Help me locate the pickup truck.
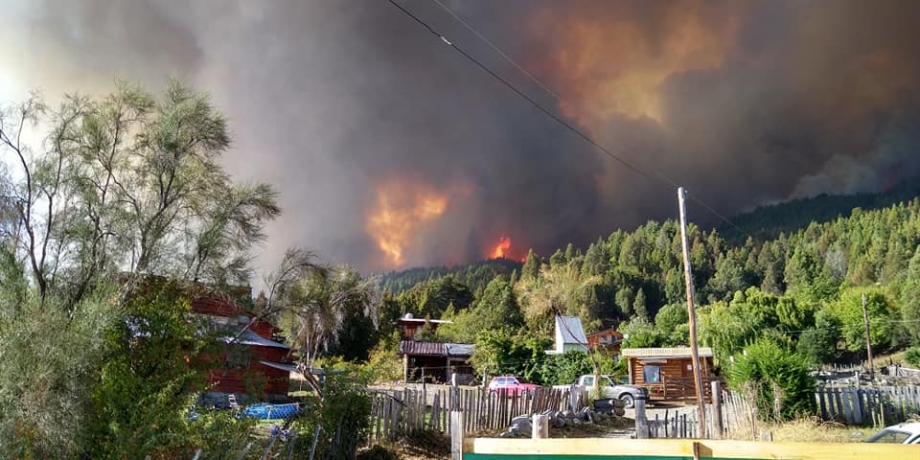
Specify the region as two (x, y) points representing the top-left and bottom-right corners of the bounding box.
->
(554, 374), (648, 408)
(487, 376), (540, 395)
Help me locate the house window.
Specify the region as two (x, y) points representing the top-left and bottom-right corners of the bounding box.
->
(226, 345), (250, 370)
(643, 365), (661, 383)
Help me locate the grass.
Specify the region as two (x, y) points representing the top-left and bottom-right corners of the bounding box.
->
(724, 417), (879, 443)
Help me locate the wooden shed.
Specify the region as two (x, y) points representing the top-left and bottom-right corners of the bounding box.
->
(622, 347), (717, 400)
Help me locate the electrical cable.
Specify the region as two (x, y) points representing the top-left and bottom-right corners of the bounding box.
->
(389, 0), (751, 238)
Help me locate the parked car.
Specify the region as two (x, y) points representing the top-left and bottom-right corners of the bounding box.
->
(865, 422), (920, 444)
(488, 376), (540, 395)
(553, 374), (648, 408)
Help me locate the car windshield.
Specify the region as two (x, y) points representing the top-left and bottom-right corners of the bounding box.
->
(866, 429), (912, 444)
(601, 376), (615, 386)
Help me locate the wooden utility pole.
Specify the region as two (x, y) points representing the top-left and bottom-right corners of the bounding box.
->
(678, 187), (707, 439)
(862, 293), (874, 382)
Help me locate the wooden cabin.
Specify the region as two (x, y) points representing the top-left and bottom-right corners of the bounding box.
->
(191, 292), (295, 403)
(399, 341), (474, 384)
(622, 347), (716, 400)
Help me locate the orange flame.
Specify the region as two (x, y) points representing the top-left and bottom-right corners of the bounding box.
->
(490, 237), (512, 259)
(366, 179), (448, 268)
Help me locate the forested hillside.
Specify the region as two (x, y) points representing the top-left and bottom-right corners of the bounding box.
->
(719, 182), (920, 243)
(382, 194), (920, 377)
(378, 258), (522, 294)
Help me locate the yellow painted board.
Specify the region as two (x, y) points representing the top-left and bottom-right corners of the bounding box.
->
(464, 438), (920, 460)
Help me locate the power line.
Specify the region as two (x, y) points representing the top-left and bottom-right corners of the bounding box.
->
(386, 0), (754, 238)
(385, 0), (670, 190)
(430, 0), (561, 101)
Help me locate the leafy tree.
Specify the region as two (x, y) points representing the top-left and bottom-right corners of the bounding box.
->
(654, 303), (689, 346)
(0, 82), (280, 308)
(827, 287), (895, 351)
(86, 279), (233, 460)
(905, 347), (920, 367)
(633, 288), (648, 321)
(620, 319), (665, 348)
(729, 339), (816, 421)
(280, 264), (380, 366)
(471, 328), (551, 385)
(539, 351), (594, 386)
(0, 291), (115, 458)
(901, 246), (920, 344)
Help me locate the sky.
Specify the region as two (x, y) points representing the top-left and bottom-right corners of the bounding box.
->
(3, 0), (920, 275)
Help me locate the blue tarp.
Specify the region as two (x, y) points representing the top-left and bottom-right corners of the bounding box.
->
(241, 403), (301, 420)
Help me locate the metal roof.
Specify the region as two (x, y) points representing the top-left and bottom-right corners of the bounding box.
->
(621, 347), (713, 358)
(399, 341), (474, 357)
(259, 360), (299, 373)
(556, 316), (588, 345)
(223, 328), (291, 349)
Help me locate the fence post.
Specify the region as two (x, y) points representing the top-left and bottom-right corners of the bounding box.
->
(451, 411), (464, 460)
(635, 396), (649, 439)
(711, 381), (722, 439)
(532, 414), (549, 439)
(450, 375), (463, 460)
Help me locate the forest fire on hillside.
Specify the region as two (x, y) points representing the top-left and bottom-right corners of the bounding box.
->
(490, 237), (512, 259)
(366, 179), (448, 268)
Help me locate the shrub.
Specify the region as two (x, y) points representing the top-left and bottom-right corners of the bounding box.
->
(729, 338), (816, 421)
(291, 374), (372, 460)
(905, 347), (920, 367)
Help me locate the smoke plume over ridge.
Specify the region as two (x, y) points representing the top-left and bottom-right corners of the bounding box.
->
(4, 0), (920, 272)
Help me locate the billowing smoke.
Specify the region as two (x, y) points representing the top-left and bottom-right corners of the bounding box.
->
(4, 0), (920, 273)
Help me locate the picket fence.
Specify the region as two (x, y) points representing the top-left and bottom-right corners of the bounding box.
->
(368, 386), (581, 440)
(814, 386), (920, 426)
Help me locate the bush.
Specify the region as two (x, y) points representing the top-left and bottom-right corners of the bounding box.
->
(729, 339), (816, 421)
(290, 374), (372, 460)
(539, 351), (594, 386)
(905, 347), (920, 367)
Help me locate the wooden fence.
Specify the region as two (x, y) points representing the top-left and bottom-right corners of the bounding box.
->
(814, 386), (920, 426)
(369, 386), (581, 440)
(659, 376), (717, 400)
(647, 409), (702, 439)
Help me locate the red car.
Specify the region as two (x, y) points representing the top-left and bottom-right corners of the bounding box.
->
(488, 376), (540, 395)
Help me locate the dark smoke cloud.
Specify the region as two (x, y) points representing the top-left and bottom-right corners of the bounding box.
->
(4, 0), (920, 274)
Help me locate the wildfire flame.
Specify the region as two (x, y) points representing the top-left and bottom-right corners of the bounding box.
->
(366, 179), (448, 268)
(490, 236), (512, 259)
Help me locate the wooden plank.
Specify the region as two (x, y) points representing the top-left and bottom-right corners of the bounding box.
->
(464, 438), (920, 459)
(816, 390), (827, 420)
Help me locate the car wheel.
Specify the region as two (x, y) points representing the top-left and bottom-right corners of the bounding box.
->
(620, 393), (635, 409)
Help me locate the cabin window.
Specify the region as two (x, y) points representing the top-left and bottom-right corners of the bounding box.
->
(643, 365), (661, 383)
(226, 344), (250, 370)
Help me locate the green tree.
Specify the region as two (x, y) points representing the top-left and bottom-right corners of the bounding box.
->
(633, 288), (648, 321)
(0, 82), (280, 307)
(827, 287), (895, 351)
(901, 246), (920, 344)
(729, 339), (816, 421)
(280, 263), (380, 366)
(654, 303), (689, 346)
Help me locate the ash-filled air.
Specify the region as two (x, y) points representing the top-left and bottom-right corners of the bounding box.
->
(3, 0), (920, 272)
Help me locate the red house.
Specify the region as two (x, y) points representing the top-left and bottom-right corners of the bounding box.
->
(395, 313), (452, 340)
(191, 290), (295, 403)
(587, 329), (624, 355)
